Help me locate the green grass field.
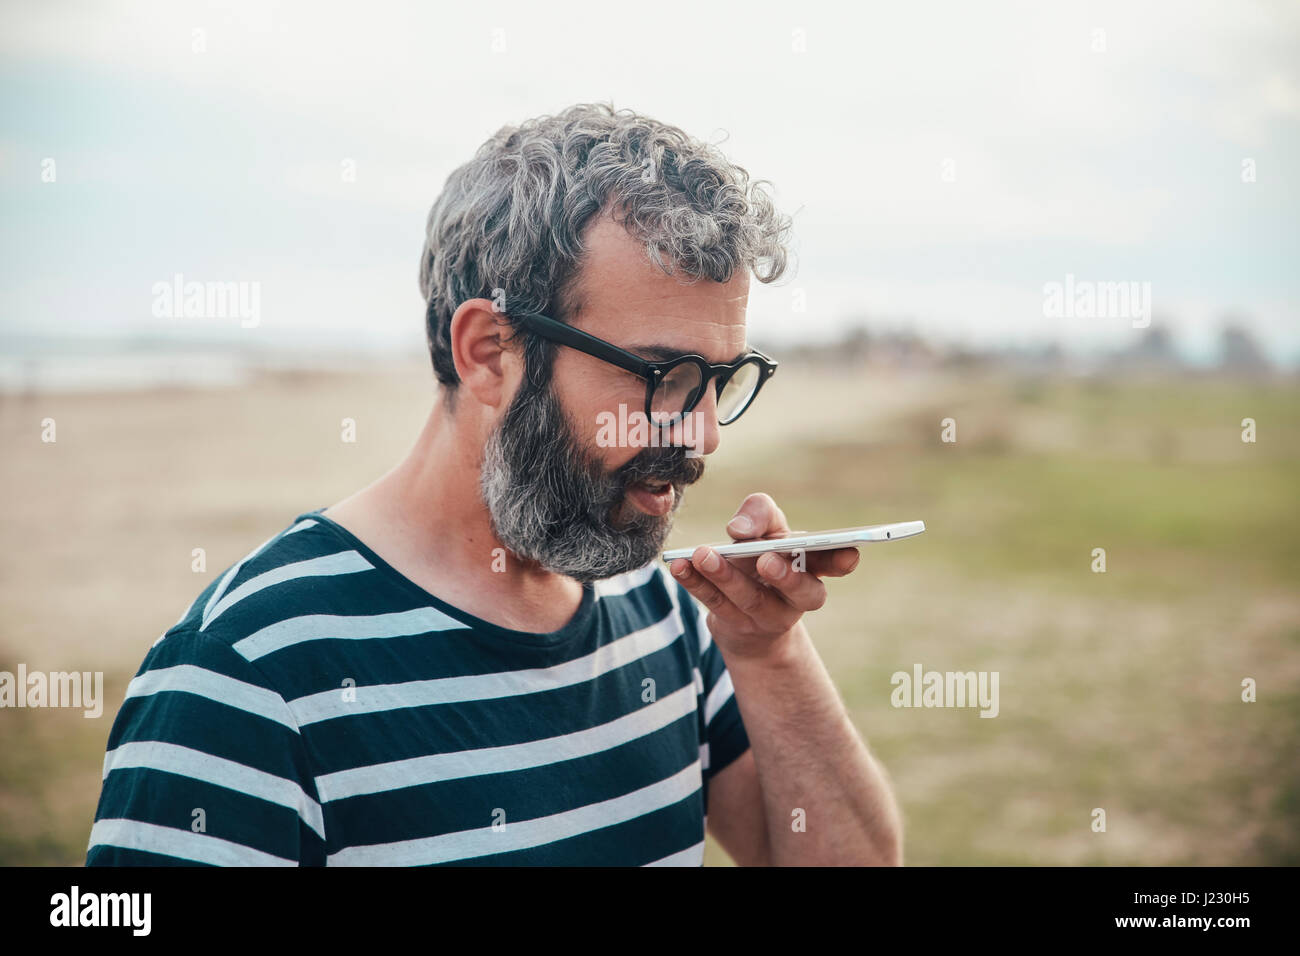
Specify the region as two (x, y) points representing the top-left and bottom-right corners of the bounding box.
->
(2, 365), (1296, 865)
(682, 368), (1300, 865)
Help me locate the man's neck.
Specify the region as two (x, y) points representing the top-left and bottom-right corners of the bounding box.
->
(321, 395), (586, 634)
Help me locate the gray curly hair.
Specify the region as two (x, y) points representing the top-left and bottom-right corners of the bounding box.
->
(417, 102), (794, 393)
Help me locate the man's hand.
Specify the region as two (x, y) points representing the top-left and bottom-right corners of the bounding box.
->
(668, 492), (861, 664)
(670, 493), (904, 865)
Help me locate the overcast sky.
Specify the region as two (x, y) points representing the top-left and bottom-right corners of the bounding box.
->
(2, 0), (1297, 363)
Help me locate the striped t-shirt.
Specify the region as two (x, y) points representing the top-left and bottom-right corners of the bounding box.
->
(86, 509), (750, 866)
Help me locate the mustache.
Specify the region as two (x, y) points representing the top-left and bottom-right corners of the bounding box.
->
(615, 443), (705, 487)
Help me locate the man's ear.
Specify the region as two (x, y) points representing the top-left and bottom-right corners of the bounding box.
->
(449, 299), (524, 409)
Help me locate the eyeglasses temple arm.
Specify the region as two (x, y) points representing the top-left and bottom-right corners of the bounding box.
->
(516, 313), (654, 379)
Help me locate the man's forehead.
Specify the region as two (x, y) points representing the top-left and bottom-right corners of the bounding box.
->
(575, 214), (749, 303)
(575, 295), (750, 365)
(568, 217), (750, 361)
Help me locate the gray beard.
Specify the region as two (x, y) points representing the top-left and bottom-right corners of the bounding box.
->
(479, 377), (704, 583)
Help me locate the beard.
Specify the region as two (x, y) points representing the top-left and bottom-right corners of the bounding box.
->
(479, 376), (705, 583)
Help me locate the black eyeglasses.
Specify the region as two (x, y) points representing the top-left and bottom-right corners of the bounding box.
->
(512, 311), (778, 427)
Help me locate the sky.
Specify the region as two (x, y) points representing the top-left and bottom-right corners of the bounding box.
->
(2, 0), (1298, 365)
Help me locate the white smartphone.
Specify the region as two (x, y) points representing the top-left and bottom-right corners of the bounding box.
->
(661, 521), (925, 563)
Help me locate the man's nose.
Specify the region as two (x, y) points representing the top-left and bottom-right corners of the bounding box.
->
(667, 385), (721, 458)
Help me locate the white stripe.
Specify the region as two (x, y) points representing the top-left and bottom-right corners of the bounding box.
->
(326, 759), (702, 866)
(315, 683), (698, 803)
(704, 668), (735, 726)
(103, 741), (325, 840)
(233, 607), (467, 661)
(661, 563), (714, 657)
(88, 818), (296, 866)
(200, 518), (317, 628)
(682, 576), (735, 726)
(288, 605), (684, 726)
(202, 533), (279, 627)
(125, 665), (301, 733)
(161, 517), (320, 644)
(644, 841), (705, 866)
(592, 562), (659, 598)
(695, 600), (713, 656)
(658, 563), (692, 640)
(700, 742), (710, 772)
(200, 551), (374, 632)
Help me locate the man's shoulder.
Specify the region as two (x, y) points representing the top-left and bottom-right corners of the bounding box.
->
(165, 510), (376, 652)
(126, 509), (466, 724)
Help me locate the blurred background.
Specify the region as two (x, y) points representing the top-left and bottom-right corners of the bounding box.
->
(1, 0), (1296, 865)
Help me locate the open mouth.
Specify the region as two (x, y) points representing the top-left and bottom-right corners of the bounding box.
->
(626, 478), (676, 516)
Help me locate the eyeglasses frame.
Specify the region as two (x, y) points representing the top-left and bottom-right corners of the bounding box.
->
(511, 311), (778, 427)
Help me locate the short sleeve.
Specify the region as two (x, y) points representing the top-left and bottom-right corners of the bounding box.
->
(86, 628), (326, 866)
(665, 574), (750, 814)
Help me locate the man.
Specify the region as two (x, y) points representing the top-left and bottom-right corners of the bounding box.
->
(86, 102), (902, 866)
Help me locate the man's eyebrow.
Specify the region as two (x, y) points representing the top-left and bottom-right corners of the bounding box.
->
(632, 344), (750, 365)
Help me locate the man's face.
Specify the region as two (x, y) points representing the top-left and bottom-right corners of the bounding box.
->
(480, 215), (751, 582)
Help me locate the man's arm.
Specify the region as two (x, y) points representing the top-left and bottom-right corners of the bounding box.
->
(87, 628), (325, 866)
(706, 749), (768, 865)
(707, 622), (902, 866)
(672, 493), (904, 866)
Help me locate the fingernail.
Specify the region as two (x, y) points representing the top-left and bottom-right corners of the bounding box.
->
(728, 514), (753, 535)
(761, 554), (786, 578)
(700, 549), (721, 573)
(672, 561), (688, 578)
